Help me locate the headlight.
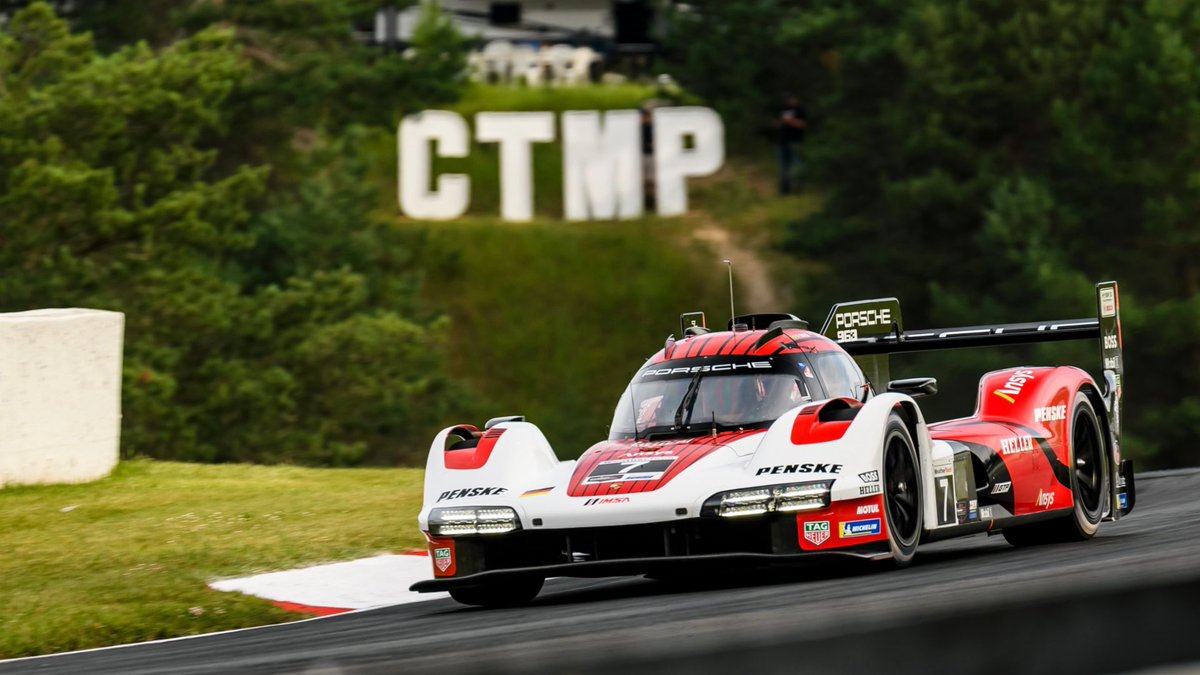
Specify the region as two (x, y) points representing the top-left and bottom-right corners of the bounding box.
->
(703, 480), (832, 518)
(429, 506), (520, 536)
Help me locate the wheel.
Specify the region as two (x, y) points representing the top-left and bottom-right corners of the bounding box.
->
(883, 411), (921, 566)
(448, 576), (543, 608)
(1003, 391), (1108, 546)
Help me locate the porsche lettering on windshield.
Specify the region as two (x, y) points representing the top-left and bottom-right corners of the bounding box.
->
(641, 361), (772, 378)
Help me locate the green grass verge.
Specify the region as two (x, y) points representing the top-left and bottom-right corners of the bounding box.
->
(0, 460), (425, 659)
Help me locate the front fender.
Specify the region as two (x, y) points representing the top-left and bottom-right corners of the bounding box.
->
(749, 393), (929, 503)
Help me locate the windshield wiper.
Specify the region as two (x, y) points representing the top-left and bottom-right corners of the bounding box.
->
(674, 371), (704, 429)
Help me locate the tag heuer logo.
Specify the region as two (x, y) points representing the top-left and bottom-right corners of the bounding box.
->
(434, 547), (453, 572)
(804, 521), (831, 546)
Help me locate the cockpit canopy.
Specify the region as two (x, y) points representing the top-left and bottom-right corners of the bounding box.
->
(609, 351), (868, 440)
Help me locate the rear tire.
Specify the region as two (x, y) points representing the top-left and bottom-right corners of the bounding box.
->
(1003, 391), (1108, 546)
(448, 576), (543, 608)
(883, 412), (921, 566)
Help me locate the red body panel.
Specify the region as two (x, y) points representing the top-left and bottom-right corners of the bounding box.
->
(790, 399), (861, 445)
(444, 427), (505, 470)
(929, 366), (1092, 517)
(796, 494), (889, 551)
(567, 430), (765, 497)
(650, 328), (845, 365)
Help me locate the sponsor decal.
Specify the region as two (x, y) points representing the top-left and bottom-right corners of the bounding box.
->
(1103, 334), (1119, 350)
(756, 463), (843, 476)
(1100, 288), (1117, 317)
(991, 481), (1012, 495)
(979, 506), (994, 520)
(859, 484), (882, 496)
(641, 361), (771, 378)
(1036, 489), (1056, 509)
(438, 487), (508, 501)
(1119, 493), (1128, 509)
(993, 369), (1035, 404)
(584, 459), (676, 484)
(583, 497), (630, 506)
(521, 487), (554, 498)
(1104, 356), (1120, 370)
(835, 308), (892, 329)
(839, 518), (882, 538)
(804, 520), (831, 546)
(1000, 435), (1035, 456)
(858, 470), (880, 483)
(856, 503), (880, 515)
(1034, 405), (1067, 423)
(433, 547), (453, 573)
(933, 463), (954, 478)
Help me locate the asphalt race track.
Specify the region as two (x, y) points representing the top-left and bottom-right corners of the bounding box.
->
(6, 469), (1200, 675)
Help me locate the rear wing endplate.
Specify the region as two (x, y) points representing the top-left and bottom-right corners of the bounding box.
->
(821, 282), (1123, 437)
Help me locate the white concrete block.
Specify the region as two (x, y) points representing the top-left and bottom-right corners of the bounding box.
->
(0, 308), (125, 488)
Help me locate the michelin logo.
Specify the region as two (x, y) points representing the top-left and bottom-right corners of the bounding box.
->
(840, 518), (882, 538)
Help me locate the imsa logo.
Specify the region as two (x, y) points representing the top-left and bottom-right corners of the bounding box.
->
(804, 520), (831, 546)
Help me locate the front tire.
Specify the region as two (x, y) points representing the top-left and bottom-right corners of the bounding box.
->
(448, 576), (543, 608)
(883, 412), (921, 566)
(1003, 391), (1108, 546)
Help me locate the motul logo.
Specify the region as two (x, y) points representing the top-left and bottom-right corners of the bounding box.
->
(856, 504), (880, 515)
(993, 369), (1035, 403)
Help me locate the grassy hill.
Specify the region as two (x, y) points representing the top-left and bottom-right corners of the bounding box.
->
(362, 85), (818, 458)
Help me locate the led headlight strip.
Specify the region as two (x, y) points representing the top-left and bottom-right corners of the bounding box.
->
(703, 480), (833, 518)
(428, 506), (520, 536)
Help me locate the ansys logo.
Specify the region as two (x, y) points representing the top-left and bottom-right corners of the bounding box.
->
(993, 369), (1035, 403)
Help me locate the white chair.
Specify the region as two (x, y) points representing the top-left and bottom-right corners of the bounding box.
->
(509, 45), (539, 86)
(565, 46), (599, 86)
(480, 40), (514, 83)
(542, 44), (576, 85)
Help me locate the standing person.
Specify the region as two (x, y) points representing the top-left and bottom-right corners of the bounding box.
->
(641, 103), (656, 211)
(776, 94), (807, 195)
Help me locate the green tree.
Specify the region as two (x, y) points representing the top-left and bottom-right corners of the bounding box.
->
(665, 0), (1200, 467)
(0, 3), (455, 465)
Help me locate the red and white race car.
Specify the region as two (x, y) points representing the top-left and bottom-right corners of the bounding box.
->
(412, 282), (1134, 607)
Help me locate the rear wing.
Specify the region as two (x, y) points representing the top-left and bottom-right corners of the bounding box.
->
(821, 281), (1123, 437)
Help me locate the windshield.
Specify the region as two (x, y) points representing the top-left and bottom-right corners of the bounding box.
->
(609, 358), (816, 440)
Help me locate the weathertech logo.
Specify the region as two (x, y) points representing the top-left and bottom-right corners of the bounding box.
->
(433, 547), (453, 573)
(804, 521), (831, 546)
(993, 369), (1035, 403)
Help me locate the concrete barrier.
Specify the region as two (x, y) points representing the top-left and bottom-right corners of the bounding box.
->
(0, 308), (124, 488)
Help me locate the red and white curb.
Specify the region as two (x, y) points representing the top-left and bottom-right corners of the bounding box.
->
(209, 552), (446, 615)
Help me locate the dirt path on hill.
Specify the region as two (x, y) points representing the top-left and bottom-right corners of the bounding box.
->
(691, 223), (787, 315)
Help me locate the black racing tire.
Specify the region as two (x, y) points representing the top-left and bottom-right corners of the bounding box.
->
(448, 576), (544, 608)
(883, 411), (922, 566)
(1003, 391), (1108, 547)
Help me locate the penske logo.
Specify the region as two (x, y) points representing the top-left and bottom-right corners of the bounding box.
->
(993, 369), (1035, 403)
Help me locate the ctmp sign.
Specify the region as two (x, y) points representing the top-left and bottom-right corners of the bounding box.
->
(398, 107), (724, 221)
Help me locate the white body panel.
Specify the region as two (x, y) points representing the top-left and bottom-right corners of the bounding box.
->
(418, 394), (936, 537)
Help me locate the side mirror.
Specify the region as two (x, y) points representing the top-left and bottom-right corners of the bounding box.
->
(888, 377), (938, 398)
(484, 415), (525, 430)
